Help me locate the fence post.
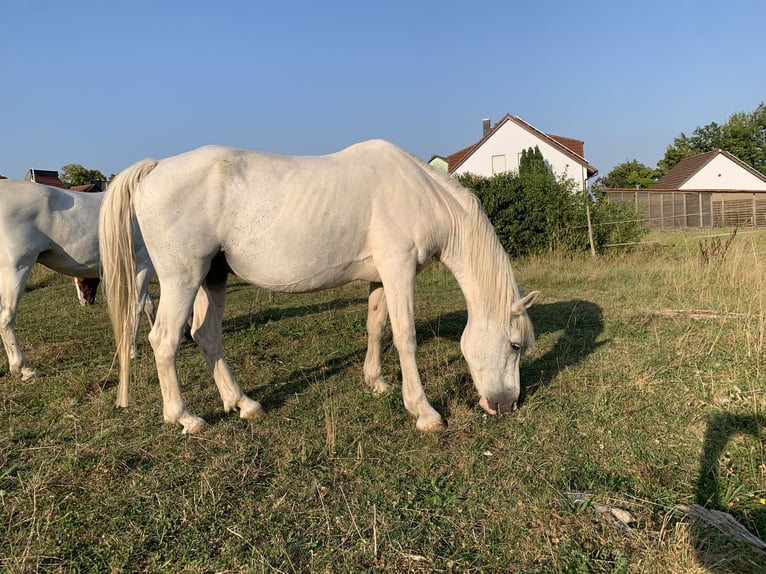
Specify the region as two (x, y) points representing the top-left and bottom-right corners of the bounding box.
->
(586, 203), (596, 258)
(753, 195), (757, 227)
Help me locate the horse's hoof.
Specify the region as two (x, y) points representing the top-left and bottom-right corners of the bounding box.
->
(21, 367), (38, 381)
(180, 415), (207, 435)
(238, 397), (265, 419)
(371, 379), (391, 394)
(416, 417), (447, 432)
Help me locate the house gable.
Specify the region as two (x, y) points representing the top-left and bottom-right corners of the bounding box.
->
(436, 114), (597, 190)
(652, 150), (766, 192)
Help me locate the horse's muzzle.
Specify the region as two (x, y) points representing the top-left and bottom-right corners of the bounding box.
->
(479, 396), (518, 415)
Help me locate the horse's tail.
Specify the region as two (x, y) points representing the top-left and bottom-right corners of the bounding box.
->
(99, 158), (159, 407)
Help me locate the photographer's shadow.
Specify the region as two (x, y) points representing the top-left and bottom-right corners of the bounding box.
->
(690, 412), (766, 571)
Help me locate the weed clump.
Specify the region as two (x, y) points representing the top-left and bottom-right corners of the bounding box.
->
(699, 228), (737, 265)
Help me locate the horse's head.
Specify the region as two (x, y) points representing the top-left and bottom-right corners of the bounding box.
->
(460, 290), (539, 415)
(74, 277), (101, 306)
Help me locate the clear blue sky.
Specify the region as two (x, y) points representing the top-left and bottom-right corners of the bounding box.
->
(2, 0), (764, 181)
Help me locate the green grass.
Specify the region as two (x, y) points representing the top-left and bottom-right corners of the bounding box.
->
(2, 228), (766, 572)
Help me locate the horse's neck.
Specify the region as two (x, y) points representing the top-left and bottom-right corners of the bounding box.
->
(438, 209), (517, 331)
(440, 246), (494, 325)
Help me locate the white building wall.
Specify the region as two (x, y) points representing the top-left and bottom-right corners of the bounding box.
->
(453, 120), (587, 189)
(682, 155), (766, 190)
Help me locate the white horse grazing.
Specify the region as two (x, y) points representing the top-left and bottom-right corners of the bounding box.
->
(0, 179), (155, 380)
(99, 140), (539, 434)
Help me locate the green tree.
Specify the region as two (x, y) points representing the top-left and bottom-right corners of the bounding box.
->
(659, 102), (766, 175)
(60, 164), (106, 188)
(657, 126), (722, 174)
(595, 160), (659, 189)
(722, 104), (766, 174)
(515, 146), (571, 253)
(689, 121), (725, 151)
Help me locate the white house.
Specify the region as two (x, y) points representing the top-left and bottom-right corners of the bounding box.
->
(430, 114), (598, 191)
(652, 149), (766, 192)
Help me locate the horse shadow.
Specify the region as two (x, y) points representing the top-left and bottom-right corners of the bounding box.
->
(522, 299), (606, 402)
(212, 297), (368, 414)
(23, 265), (60, 293)
(690, 412), (766, 570)
(215, 294), (604, 415)
(417, 299), (606, 405)
(220, 296), (366, 335)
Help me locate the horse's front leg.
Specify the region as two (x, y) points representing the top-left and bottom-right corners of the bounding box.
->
(0, 265), (37, 380)
(191, 282), (264, 420)
(378, 261), (445, 431)
(363, 282), (391, 393)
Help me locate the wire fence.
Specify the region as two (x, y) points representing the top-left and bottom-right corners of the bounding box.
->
(600, 229), (765, 250)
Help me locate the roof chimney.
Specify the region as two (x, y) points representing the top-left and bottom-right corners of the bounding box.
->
(482, 118), (491, 136)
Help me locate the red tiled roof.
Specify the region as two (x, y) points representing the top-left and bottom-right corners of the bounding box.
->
(70, 183), (102, 192)
(35, 177), (67, 188)
(446, 144), (479, 173)
(548, 134), (585, 158)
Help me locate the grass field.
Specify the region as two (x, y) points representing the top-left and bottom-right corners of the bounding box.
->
(2, 228), (766, 572)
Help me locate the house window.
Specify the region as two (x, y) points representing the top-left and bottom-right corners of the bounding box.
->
(492, 154), (506, 174)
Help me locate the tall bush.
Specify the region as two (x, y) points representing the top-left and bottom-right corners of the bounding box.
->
(457, 146), (646, 256)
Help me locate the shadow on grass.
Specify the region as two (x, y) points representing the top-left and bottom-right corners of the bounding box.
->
(421, 299), (606, 405)
(690, 412), (766, 571)
(215, 296), (604, 418)
(215, 297), (368, 413)
(522, 299), (606, 402)
(182, 295), (366, 413)
(220, 296), (366, 335)
(24, 266), (60, 292)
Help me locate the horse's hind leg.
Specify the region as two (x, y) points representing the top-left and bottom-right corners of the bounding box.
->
(0, 264), (36, 380)
(136, 250), (156, 326)
(130, 262), (155, 358)
(147, 282), (205, 434)
(191, 276), (264, 420)
(364, 282), (391, 393)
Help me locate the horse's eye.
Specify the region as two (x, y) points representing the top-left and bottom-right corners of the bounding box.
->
(511, 342), (521, 352)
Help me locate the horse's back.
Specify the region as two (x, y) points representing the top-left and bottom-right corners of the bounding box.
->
(0, 180), (102, 274)
(0, 181), (59, 246)
(0, 179), (101, 222)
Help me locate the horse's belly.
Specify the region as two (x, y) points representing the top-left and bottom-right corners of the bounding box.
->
(228, 254), (380, 293)
(37, 250), (100, 277)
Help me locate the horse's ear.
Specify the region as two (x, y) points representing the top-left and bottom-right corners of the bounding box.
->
(512, 290), (540, 313)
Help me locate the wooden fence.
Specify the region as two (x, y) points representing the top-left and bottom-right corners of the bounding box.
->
(606, 190), (766, 229)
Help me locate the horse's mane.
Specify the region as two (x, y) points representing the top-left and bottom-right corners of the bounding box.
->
(413, 154), (535, 348)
